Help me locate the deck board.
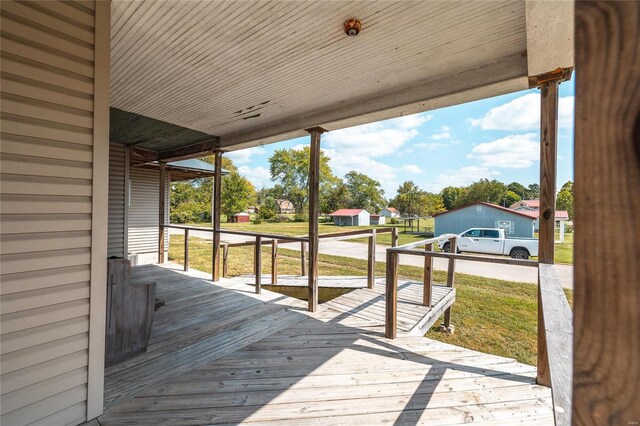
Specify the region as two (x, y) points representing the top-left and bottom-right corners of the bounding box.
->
(99, 264), (552, 425)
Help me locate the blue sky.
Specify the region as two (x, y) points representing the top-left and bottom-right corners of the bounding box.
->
(227, 79), (575, 198)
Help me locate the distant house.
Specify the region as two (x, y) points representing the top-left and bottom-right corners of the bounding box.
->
(512, 206), (569, 242)
(329, 209), (370, 226)
(228, 212), (250, 223)
(434, 202), (535, 238)
(510, 199), (540, 209)
(276, 199), (295, 214)
(370, 214), (386, 225)
(380, 207), (400, 218)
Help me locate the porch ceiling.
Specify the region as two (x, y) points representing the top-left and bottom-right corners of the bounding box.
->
(110, 0), (573, 153)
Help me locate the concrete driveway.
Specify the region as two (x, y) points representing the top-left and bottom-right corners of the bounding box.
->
(169, 227), (573, 289)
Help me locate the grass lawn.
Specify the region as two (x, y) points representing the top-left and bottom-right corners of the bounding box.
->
(169, 234), (573, 366)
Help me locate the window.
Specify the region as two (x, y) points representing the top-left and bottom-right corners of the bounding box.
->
(494, 220), (514, 235)
(482, 229), (500, 238)
(463, 229), (482, 237)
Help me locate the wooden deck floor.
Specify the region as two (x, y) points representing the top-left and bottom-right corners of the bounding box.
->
(99, 264), (553, 425)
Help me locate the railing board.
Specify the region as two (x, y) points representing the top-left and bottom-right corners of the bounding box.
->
(538, 264), (572, 426)
(388, 248), (538, 267)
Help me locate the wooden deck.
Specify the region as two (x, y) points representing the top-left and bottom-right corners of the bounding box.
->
(99, 264), (553, 425)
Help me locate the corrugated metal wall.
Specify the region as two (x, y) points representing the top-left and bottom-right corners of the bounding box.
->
(108, 143), (126, 257)
(128, 167), (168, 263)
(0, 1), (99, 424)
(434, 204), (535, 238)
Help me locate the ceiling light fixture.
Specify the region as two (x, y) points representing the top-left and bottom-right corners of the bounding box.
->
(344, 19), (361, 36)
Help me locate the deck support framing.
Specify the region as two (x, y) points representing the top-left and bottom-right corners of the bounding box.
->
(306, 127), (326, 312)
(212, 151), (223, 281)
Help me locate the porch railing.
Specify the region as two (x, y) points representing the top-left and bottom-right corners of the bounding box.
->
(160, 224), (397, 294)
(384, 237), (573, 426)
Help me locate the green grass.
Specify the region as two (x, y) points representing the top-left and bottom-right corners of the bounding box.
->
(169, 234), (573, 366)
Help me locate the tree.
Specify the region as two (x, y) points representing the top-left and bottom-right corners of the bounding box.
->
(221, 172), (256, 219)
(525, 183), (540, 199)
(440, 186), (466, 210)
(457, 179), (507, 206)
(425, 193), (446, 216)
(268, 147), (336, 214)
(556, 180), (574, 219)
(507, 182), (528, 199)
(344, 171), (386, 212)
(391, 181), (428, 216)
(498, 190), (521, 207)
(320, 181), (350, 214)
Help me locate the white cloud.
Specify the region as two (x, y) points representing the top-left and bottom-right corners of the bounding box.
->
(237, 165), (271, 189)
(427, 166), (501, 192)
(469, 93), (574, 131)
(467, 133), (539, 168)
(429, 125), (451, 140)
(226, 146), (266, 164)
(402, 165), (422, 174)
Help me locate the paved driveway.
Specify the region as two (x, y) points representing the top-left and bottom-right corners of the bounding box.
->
(169, 227), (573, 289)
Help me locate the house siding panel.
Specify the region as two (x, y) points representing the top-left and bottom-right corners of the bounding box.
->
(0, 1), (105, 424)
(127, 167), (169, 264)
(108, 143), (126, 257)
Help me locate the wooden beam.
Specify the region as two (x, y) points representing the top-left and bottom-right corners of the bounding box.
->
(158, 163), (166, 264)
(300, 242), (307, 276)
(183, 229), (189, 271)
(367, 229), (376, 289)
(271, 239), (278, 285)
(157, 137), (220, 162)
(222, 243), (229, 278)
(574, 2), (640, 424)
(306, 127), (325, 312)
(423, 243), (433, 306)
(211, 151), (222, 281)
(537, 78), (559, 387)
(443, 237), (456, 328)
(129, 146), (158, 166)
(385, 250), (399, 339)
(255, 237), (261, 294)
(391, 227), (399, 247)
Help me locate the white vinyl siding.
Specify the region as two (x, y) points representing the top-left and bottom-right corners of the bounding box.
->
(128, 167), (168, 263)
(108, 143), (126, 257)
(0, 1), (103, 425)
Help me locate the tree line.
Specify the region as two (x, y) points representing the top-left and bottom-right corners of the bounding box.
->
(170, 147), (574, 223)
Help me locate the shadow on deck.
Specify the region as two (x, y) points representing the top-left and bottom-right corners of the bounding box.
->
(99, 264), (552, 425)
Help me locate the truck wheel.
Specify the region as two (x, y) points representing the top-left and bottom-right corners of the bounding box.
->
(511, 248), (529, 260)
(442, 242), (451, 253)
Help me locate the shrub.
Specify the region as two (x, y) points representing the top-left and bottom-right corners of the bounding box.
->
(293, 213), (306, 222)
(389, 217), (399, 224)
(252, 217), (263, 224)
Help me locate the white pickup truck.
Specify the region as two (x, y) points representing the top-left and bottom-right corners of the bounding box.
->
(438, 228), (539, 259)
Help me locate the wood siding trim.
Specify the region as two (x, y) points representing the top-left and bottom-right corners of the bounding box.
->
(87, 0), (109, 419)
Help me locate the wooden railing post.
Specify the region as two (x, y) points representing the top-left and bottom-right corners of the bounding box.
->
(300, 241), (307, 276)
(222, 243), (228, 278)
(443, 236), (456, 329)
(391, 227), (399, 247)
(271, 239), (278, 285)
(423, 242), (433, 306)
(385, 250), (399, 339)
(158, 162), (166, 264)
(212, 151), (222, 281)
(183, 229), (189, 271)
(254, 236), (261, 294)
(537, 78), (559, 387)
(307, 127), (325, 313)
(367, 229), (376, 288)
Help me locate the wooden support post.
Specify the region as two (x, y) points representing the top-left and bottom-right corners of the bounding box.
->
(385, 250), (399, 339)
(306, 127), (325, 312)
(254, 237), (261, 294)
(158, 162), (166, 264)
(300, 242), (307, 276)
(212, 151), (222, 281)
(183, 229), (189, 271)
(367, 229), (376, 288)
(536, 78), (559, 387)
(423, 243), (433, 306)
(443, 237), (456, 327)
(271, 239), (278, 285)
(574, 3), (640, 423)
(222, 243), (229, 278)
(391, 227), (399, 247)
